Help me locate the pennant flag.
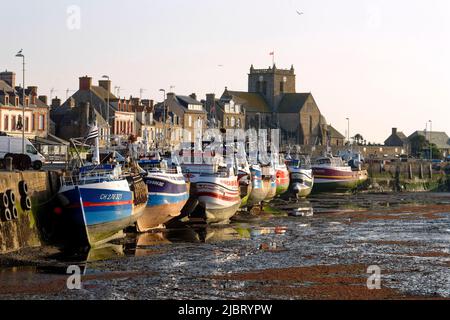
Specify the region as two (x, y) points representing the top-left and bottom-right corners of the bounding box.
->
(269, 51), (274, 56)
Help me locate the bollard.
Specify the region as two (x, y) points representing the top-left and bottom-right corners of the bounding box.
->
(419, 164), (424, 179)
(429, 164), (433, 179)
(408, 164), (413, 180)
(5, 157), (13, 172)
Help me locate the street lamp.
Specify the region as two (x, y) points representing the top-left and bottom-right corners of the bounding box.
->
(429, 120), (433, 161)
(159, 89), (166, 151)
(102, 75), (110, 148)
(15, 49), (25, 154)
(346, 117), (350, 146)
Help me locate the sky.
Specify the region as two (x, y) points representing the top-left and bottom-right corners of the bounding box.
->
(1, 0), (450, 143)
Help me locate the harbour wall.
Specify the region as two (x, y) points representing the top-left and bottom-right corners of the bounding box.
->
(0, 171), (60, 254)
(363, 162), (449, 192)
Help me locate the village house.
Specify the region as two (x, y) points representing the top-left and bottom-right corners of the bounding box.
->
(154, 93), (207, 144)
(51, 76), (137, 146)
(408, 130), (450, 158)
(203, 93), (245, 130)
(0, 71), (49, 139)
(384, 128), (409, 148)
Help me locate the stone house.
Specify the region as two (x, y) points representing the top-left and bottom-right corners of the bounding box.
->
(0, 71), (49, 139)
(203, 93), (245, 130)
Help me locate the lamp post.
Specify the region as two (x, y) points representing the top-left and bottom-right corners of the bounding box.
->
(429, 120), (432, 161)
(159, 89), (166, 152)
(15, 50), (25, 154)
(102, 75), (110, 148)
(346, 117), (350, 146)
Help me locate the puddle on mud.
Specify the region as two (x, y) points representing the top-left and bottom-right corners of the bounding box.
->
(1, 192), (450, 299)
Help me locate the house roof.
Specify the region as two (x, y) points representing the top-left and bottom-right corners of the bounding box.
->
(328, 125), (345, 139)
(91, 86), (118, 101)
(224, 91), (270, 113)
(278, 93), (311, 113)
(0, 80), (15, 93)
(177, 95), (202, 105)
(409, 131), (450, 149)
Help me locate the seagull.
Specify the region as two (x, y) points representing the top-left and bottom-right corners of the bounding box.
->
(296, 11), (304, 15)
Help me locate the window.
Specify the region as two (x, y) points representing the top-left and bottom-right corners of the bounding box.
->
(226, 117), (230, 127)
(38, 115), (45, 130)
(280, 82), (284, 93)
(188, 115), (192, 127)
(32, 114), (35, 131)
(231, 117), (235, 127)
(26, 144), (38, 155)
(11, 116), (16, 130)
(4, 115), (8, 131)
(309, 116), (313, 134)
(15, 97), (19, 106)
(25, 117), (29, 132)
(237, 118), (241, 128)
(5, 96), (9, 105)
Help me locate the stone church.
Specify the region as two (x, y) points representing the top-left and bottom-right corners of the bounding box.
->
(220, 64), (344, 146)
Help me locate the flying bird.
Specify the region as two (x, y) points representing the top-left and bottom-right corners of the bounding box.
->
(296, 11), (304, 15)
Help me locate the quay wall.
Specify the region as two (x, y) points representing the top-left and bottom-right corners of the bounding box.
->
(0, 171), (60, 254)
(363, 162), (448, 192)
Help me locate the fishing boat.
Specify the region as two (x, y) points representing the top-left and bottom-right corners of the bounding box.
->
(180, 147), (241, 224)
(262, 164), (277, 203)
(285, 155), (314, 198)
(237, 162), (252, 208)
(275, 154), (290, 196)
(246, 164), (268, 208)
(311, 154), (368, 193)
(57, 125), (147, 247)
(136, 157), (189, 232)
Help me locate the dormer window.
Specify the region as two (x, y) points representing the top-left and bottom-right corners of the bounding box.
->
(15, 97), (19, 106)
(188, 104), (202, 111)
(25, 97), (29, 107)
(5, 96), (9, 105)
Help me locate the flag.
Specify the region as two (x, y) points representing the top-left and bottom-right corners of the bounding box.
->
(86, 125), (99, 140)
(269, 51), (274, 56)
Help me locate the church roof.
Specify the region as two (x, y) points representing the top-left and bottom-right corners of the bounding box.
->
(224, 91), (270, 113)
(278, 93), (311, 113)
(328, 125), (345, 139)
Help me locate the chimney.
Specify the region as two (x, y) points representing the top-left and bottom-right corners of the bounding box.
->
(98, 80), (111, 93)
(189, 93), (197, 101)
(79, 76), (92, 91)
(38, 95), (48, 105)
(392, 128), (397, 135)
(206, 93), (215, 113)
(51, 97), (61, 108)
(27, 86), (38, 95)
(0, 71), (16, 88)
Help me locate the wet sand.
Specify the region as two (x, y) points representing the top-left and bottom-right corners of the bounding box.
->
(0, 192), (449, 300)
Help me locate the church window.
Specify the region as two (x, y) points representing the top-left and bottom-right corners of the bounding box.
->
(280, 82), (284, 93)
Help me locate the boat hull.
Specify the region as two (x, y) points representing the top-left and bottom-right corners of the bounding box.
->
(312, 167), (368, 193)
(263, 178), (277, 202)
(287, 168), (313, 198)
(238, 171), (252, 208)
(187, 175), (241, 224)
(58, 180), (141, 247)
(246, 167), (268, 208)
(275, 167), (290, 196)
(137, 173), (189, 232)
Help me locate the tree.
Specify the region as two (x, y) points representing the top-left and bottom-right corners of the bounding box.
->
(409, 135), (428, 158)
(353, 134), (364, 146)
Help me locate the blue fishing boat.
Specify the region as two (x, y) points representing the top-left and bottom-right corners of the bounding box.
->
(136, 158), (189, 232)
(57, 124), (147, 247)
